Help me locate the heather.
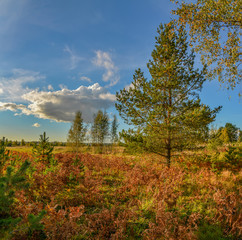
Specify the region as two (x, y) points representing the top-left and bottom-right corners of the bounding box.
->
(0, 146), (241, 239)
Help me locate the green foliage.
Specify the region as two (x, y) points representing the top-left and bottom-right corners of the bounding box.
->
(0, 161), (30, 237)
(219, 127), (230, 144)
(32, 132), (54, 163)
(224, 123), (239, 142)
(196, 222), (233, 240)
(206, 145), (242, 173)
(119, 129), (145, 154)
(67, 111), (87, 153)
(116, 22), (221, 167)
(91, 110), (109, 148)
(27, 210), (46, 238)
(223, 145), (242, 169)
(172, 0), (241, 90)
(208, 123), (241, 149)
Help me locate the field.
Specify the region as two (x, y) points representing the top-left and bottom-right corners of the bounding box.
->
(1, 146), (241, 240)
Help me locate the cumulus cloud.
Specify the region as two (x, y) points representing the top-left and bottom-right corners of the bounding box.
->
(0, 83), (115, 123)
(64, 45), (83, 70)
(0, 68), (116, 123)
(93, 50), (120, 86)
(32, 123), (40, 128)
(0, 102), (26, 111)
(0, 68), (45, 101)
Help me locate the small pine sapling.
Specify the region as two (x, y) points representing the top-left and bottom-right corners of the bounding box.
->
(0, 160), (30, 238)
(32, 132), (54, 163)
(27, 210), (47, 239)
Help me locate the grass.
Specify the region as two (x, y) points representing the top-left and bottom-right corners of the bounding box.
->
(1, 144), (241, 239)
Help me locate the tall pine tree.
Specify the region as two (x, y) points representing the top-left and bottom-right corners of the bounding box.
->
(91, 110), (109, 146)
(116, 22), (221, 167)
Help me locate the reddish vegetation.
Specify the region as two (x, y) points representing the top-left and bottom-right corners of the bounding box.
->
(3, 152), (242, 239)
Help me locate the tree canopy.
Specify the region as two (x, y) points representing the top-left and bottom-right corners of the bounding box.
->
(116, 23), (221, 167)
(171, 0), (241, 90)
(91, 110), (109, 146)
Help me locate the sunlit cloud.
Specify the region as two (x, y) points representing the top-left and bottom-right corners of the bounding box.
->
(22, 83), (115, 122)
(0, 83), (116, 123)
(0, 102), (26, 112)
(0, 68), (45, 102)
(80, 76), (92, 83)
(93, 50), (120, 86)
(0, 65), (117, 123)
(32, 123), (40, 128)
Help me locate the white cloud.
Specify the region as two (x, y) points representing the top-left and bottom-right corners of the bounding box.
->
(48, 85), (53, 90)
(0, 68), (45, 101)
(64, 45), (83, 70)
(0, 68), (116, 123)
(32, 123), (40, 128)
(0, 102), (26, 112)
(80, 76), (92, 83)
(93, 50), (120, 86)
(4, 83), (115, 123)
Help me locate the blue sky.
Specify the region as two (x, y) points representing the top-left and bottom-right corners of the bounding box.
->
(0, 0), (241, 141)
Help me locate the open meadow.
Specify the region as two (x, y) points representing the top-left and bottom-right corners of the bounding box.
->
(1, 144), (241, 240)
(0, 0), (241, 239)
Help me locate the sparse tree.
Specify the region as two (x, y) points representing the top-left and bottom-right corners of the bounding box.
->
(171, 0), (241, 90)
(91, 110), (109, 147)
(67, 111), (87, 152)
(116, 23), (221, 167)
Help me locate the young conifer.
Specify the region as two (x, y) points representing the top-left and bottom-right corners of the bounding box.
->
(32, 132), (54, 163)
(67, 111), (87, 152)
(116, 22), (221, 167)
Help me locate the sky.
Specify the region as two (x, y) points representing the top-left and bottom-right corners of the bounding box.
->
(0, 0), (241, 141)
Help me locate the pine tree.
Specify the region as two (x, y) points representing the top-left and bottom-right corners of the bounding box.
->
(67, 111), (87, 152)
(224, 123), (239, 142)
(32, 132), (54, 163)
(219, 128), (230, 144)
(0, 161), (30, 237)
(116, 22), (221, 167)
(91, 110), (109, 147)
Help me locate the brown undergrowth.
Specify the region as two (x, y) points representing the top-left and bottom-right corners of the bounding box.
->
(1, 151), (241, 239)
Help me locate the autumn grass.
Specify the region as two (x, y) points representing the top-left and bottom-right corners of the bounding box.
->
(1, 147), (241, 239)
